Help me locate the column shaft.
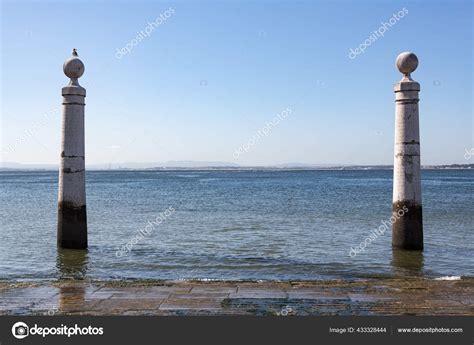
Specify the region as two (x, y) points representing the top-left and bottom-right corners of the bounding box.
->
(392, 81), (423, 250)
(57, 56), (87, 249)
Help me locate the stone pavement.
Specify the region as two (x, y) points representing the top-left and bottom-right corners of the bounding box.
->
(1, 278), (473, 316)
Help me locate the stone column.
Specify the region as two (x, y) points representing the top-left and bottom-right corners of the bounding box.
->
(392, 52), (423, 250)
(57, 49), (87, 249)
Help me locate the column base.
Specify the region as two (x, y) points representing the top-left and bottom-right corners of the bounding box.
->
(57, 202), (88, 249)
(392, 201), (423, 250)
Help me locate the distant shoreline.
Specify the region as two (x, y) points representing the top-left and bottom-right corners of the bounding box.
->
(1, 165), (472, 172)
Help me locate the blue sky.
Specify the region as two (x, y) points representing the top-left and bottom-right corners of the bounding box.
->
(1, 0), (472, 166)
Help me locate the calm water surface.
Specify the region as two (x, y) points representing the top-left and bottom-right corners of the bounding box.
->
(1, 170), (472, 281)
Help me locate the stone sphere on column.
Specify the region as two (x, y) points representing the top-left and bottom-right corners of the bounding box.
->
(63, 49), (85, 80)
(396, 52), (418, 77)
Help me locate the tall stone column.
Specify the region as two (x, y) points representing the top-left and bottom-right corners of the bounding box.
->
(392, 52), (423, 250)
(57, 49), (87, 249)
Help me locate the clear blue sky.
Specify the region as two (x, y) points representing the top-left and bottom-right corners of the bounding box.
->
(1, 0), (472, 166)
